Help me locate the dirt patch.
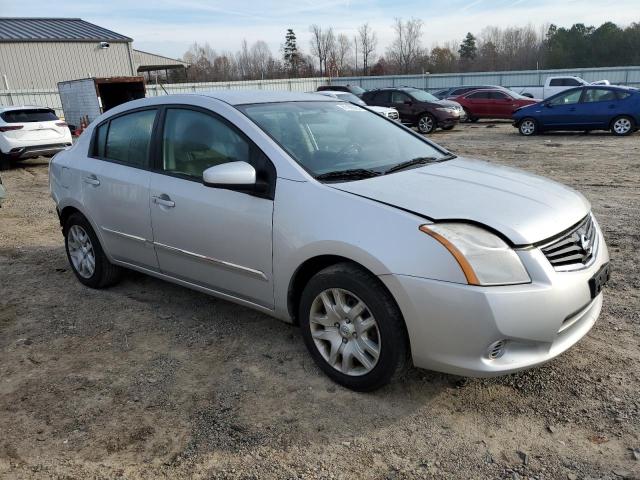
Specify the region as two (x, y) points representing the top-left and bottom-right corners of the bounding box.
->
(0, 124), (639, 479)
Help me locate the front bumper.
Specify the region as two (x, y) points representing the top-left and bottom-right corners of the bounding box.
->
(380, 226), (610, 377)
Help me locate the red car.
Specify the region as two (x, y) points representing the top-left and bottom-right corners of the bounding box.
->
(451, 89), (539, 122)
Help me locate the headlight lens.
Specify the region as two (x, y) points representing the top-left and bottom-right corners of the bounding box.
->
(419, 223), (531, 286)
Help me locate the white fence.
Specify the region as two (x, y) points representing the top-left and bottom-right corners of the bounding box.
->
(2, 65), (639, 119)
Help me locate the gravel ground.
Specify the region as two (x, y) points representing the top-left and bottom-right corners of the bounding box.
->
(0, 122), (639, 479)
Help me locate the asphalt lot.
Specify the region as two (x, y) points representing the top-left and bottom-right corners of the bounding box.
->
(0, 122), (639, 479)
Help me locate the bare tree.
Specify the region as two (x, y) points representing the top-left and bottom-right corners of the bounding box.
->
(250, 40), (272, 79)
(334, 33), (352, 75)
(358, 23), (377, 75)
(387, 18), (424, 74)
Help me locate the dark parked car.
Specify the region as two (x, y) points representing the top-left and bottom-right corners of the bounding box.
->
(513, 85), (640, 136)
(434, 85), (508, 99)
(362, 87), (462, 134)
(317, 84), (367, 98)
(452, 89), (539, 122)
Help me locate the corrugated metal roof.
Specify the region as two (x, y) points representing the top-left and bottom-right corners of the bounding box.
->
(0, 18), (132, 43)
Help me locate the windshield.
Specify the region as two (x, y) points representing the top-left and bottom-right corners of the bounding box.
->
(239, 101), (448, 178)
(334, 92), (366, 105)
(348, 85), (366, 95)
(406, 90), (439, 102)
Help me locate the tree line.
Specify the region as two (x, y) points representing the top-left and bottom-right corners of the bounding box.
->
(179, 19), (640, 83)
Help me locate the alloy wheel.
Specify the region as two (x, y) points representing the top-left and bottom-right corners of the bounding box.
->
(520, 119), (536, 135)
(309, 288), (381, 376)
(67, 225), (96, 278)
(418, 115), (434, 133)
(613, 118), (631, 135)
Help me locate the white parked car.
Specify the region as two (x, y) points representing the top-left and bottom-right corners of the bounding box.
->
(50, 91), (610, 391)
(0, 175), (6, 207)
(313, 91), (400, 121)
(0, 106), (73, 170)
(512, 76), (610, 100)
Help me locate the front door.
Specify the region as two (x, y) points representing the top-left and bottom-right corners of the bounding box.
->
(539, 88), (584, 128)
(83, 108), (159, 270)
(149, 107), (275, 308)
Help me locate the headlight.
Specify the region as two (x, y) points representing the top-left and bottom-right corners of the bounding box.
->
(419, 223), (531, 286)
(435, 107), (455, 113)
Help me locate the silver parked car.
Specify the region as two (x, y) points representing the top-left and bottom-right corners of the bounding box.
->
(50, 91), (610, 391)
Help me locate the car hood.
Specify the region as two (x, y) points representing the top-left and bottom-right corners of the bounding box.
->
(330, 157), (590, 245)
(368, 105), (396, 114)
(434, 99), (461, 108)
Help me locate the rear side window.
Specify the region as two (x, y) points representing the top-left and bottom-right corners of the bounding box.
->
(468, 91), (490, 99)
(616, 91), (632, 100)
(99, 109), (157, 167)
(582, 88), (617, 103)
(373, 91), (390, 103)
(1, 108), (58, 123)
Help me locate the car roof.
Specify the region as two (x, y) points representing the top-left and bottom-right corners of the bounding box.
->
(197, 90), (338, 105)
(0, 105), (54, 113)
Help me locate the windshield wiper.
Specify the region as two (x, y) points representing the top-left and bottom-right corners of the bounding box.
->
(315, 168), (382, 182)
(384, 154), (456, 174)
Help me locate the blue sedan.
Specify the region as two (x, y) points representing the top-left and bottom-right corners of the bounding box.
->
(513, 85), (640, 136)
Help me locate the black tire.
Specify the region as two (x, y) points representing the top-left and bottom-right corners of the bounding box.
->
(463, 108), (477, 123)
(299, 262), (410, 391)
(64, 212), (122, 288)
(518, 117), (538, 136)
(441, 125), (455, 131)
(0, 154), (11, 171)
(610, 115), (634, 136)
(417, 113), (436, 134)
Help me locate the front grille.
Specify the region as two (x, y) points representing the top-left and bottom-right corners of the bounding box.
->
(388, 111), (399, 120)
(541, 215), (597, 269)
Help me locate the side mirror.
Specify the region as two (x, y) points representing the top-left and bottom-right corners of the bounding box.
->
(203, 161), (256, 188)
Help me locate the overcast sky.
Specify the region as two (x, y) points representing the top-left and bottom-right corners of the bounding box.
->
(2, 0), (638, 59)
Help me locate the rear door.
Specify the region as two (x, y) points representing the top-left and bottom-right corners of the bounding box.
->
(83, 108), (159, 270)
(464, 91), (491, 117)
(580, 87), (621, 128)
(148, 106), (275, 308)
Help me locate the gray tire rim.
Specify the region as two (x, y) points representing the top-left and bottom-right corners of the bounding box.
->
(520, 119), (536, 135)
(418, 115), (434, 133)
(613, 118), (631, 135)
(68, 225), (96, 278)
(309, 288), (381, 376)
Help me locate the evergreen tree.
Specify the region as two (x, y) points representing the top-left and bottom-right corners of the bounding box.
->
(283, 29), (300, 76)
(458, 32), (477, 60)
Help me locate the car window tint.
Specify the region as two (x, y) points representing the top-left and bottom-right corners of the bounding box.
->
(104, 109), (156, 167)
(374, 91), (390, 103)
(490, 91), (508, 99)
(564, 78), (582, 86)
(1, 108), (58, 123)
(548, 89), (582, 106)
(390, 92), (410, 104)
(162, 108), (250, 178)
(549, 79), (563, 86)
(582, 88), (617, 103)
(468, 91), (490, 99)
(93, 122), (108, 157)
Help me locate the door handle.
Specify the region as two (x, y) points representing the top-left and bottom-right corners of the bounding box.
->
(83, 175), (100, 186)
(152, 195), (175, 208)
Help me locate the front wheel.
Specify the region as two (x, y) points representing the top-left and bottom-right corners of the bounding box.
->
(463, 108), (477, 123)
(299, 263), (410, 391)
(417, 113), (436, 134)
(64, 213), (122, 288)
(611, 116), (634, 136)
(0, 153), (11, 171)
(519, 118), (538, 136)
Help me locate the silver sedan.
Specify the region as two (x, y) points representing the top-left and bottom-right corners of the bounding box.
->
(49, 91), (610, 391)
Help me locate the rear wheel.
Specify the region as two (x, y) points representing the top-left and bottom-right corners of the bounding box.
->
(64, 213), (122, 288)
(463, 108), (477, 123)
(299, 263), (410, 391)
(417, 113), (436, 134)
(611, 116), (634, 136)
(519, 118), (538, 136)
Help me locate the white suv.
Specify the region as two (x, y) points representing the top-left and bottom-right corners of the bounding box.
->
(0, 106), (72, 170)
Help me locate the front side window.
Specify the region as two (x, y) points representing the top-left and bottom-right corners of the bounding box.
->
(162, 108), (250, 178)
(548, 89), (583, 106)
(582, 88), (617, 103)
(239, 101), (448, 177)
(490, 91), (509, 100)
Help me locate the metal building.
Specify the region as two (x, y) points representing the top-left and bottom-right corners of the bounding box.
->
(0, 17), (188, 90)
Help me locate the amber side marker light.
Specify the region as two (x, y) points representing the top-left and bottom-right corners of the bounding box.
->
(419, 225), (481, 286)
